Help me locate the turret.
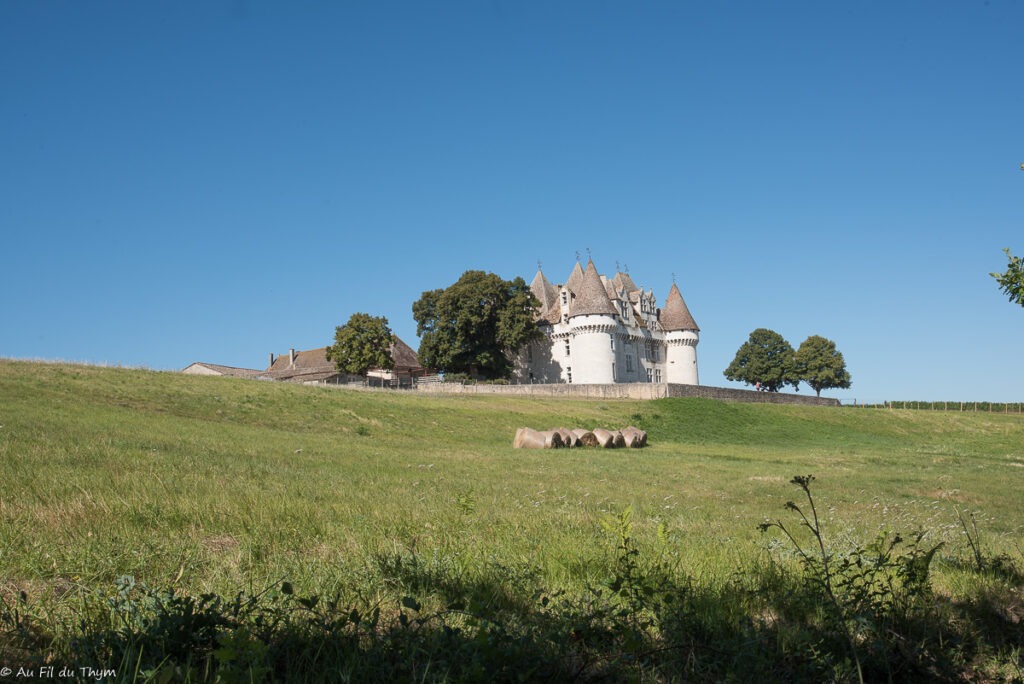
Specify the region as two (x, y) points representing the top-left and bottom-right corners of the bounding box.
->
(660, 283), (700, 385)
(567, 260), (619, 384)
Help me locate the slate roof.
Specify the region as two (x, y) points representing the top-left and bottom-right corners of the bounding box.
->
(565, 261), (585, 295)
(569, 260), (617, 318)
(660, 283), (700, 332)
(530, 270), (557, 310)
(613, 272), (639, 294)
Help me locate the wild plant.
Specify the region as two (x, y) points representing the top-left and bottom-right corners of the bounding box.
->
(759, 475), (944, 684)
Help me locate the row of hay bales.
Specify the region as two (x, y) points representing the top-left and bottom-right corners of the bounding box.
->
(513, 426), (648, 449)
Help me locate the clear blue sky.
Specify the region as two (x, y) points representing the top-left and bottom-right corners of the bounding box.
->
(2, 2), (1022, 403)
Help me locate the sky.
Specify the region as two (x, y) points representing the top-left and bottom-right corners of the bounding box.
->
(2, 1), (1022, 403)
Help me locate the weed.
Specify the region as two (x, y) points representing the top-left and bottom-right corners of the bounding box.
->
(760, 475), (946, 683)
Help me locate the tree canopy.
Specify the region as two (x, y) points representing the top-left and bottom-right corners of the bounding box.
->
(325, 312), (395, 377)
(991, 248), (1024, 308)
(723, 328), (799, 392)
(412, 270), (543, 380)
(794, 335), (852, 397)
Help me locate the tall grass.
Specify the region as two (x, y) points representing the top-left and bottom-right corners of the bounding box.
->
(1, 360), (1022, 680)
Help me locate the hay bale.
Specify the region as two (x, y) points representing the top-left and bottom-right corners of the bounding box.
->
(620, 430), (642, 448)
(543, 430), (565, 448)
(514, 427), (564, 449)
(572, 429), (600, 447)
(610, 430), (626, 448)
(620, 426), (648, 448)
(591, 428), (618, 448)
(554, 427), (579, 447)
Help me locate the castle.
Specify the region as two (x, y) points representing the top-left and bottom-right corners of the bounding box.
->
(513, 259), (699, 385)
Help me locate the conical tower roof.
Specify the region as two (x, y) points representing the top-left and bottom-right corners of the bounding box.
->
(660, 282), (699, 331)
(569, 260), (617, 318)
(565, 261), (585, 295)
(529, 269), (557, 312)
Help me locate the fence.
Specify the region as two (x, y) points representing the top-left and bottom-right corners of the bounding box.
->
(842, 400), (1023, 413)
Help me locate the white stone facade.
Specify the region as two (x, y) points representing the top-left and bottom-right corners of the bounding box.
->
(513, 260), (700, 385)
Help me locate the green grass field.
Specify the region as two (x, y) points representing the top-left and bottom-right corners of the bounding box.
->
(2, 360), (1022, 681)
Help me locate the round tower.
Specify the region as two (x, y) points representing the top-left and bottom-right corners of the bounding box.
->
(661, 282), (700, 385)
(567, 260), (618, 384)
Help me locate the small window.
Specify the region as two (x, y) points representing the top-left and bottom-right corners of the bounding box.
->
(625, 355), (633, 372)
(565, 341), (571, 357)
(647, 368), (653, 382)
(610, 338), (615, 351)
(561, 291), (568, 305)
(567, 367), (572, 384)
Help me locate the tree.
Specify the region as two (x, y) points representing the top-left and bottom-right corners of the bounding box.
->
(413, 270), (543, 380)
(991, 248), (1024, 308)
(325, 312), (395, 377)
(724, 328), (798, 392)
(794, 335), (852, 397)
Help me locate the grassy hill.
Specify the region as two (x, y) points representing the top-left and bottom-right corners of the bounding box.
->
(2, 360), (1022, 681)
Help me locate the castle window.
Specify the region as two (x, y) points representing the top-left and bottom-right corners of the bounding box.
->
(566, 367), (572, 383)
(561, 291), (568, 305)
(655, 369), (662, 383)
(625, 355), (633, 372)
(647, 368), (653, 382)
(564, 341), (571, 357)
(610, 337), (615, 351)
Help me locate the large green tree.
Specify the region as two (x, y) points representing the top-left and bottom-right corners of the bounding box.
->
(794, 335), (852, 397)
(413, 270), (543, 379)
(724, 328), (799, 392)
(991, 248), (1024, 308)
(325, 312), (395, 377)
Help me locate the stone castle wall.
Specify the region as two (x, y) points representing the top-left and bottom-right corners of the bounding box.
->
(414, 381), (839, 406)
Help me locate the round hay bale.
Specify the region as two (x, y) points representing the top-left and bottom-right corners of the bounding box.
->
(572, 429), (600, 447)
(514, 427), (548, 449)
(554, 427), (579, 447)
(610, 430), (626, 448)
(591, 428), (617, 448)
(542, 430), (565, 448)
(620, 426), (648, 448)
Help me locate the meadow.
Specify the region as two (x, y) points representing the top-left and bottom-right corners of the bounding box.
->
(1, 360), (1022, 681)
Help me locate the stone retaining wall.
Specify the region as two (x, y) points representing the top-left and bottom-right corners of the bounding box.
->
(414, 381), (839, 406)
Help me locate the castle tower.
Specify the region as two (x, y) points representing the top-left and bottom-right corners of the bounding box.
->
(661, 282), (700, 385)
(567, 259), (618, 384)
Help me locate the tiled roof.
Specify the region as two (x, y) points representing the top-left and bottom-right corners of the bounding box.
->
(569, 260), (617, 318)
(660, 283), (699, 332)
(540, 300), (563, 325)
(267, 337), (423, 382)
(530, 270), (561, 324)
(390, 336), (423, 370)
(565, 261), (585, 295)
(182, 362), (262, 378)
(613, 272), (639, 294)
(529, 270), (557, 312)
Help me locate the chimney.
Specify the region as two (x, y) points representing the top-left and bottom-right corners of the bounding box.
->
(269, 352), (275, 368)
(289, 348), (295, 368)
